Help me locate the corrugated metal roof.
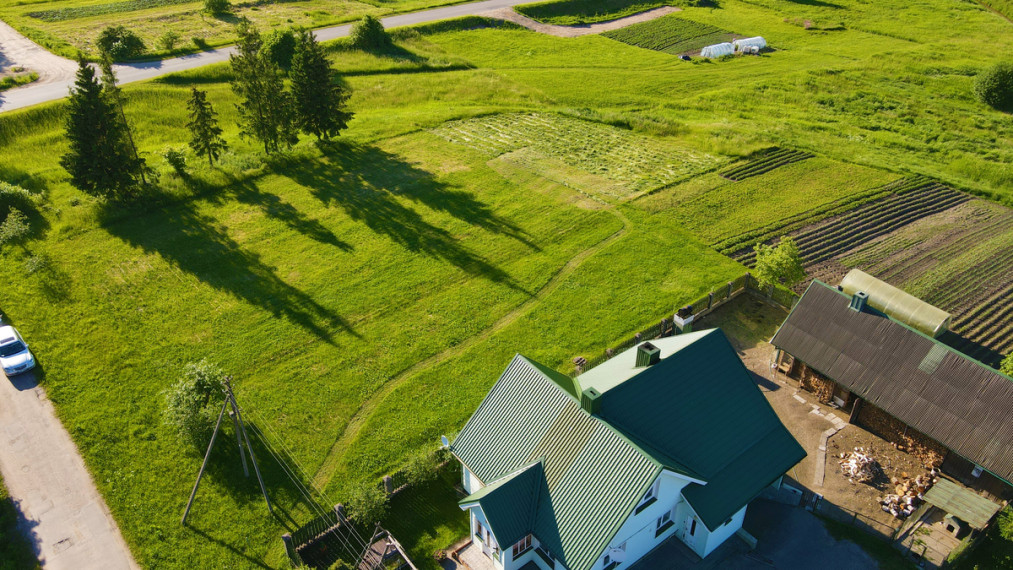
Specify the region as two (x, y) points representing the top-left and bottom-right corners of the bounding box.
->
(460, 462), (544, 546)
(923, 478), (1002, 529)
(451, 355), (660, 570)
(593, 330), (805, 531)
(772, 281), (1013, 484)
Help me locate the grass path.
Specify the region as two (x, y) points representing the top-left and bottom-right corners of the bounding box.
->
(480, 5), (680, 37)
(311, 206), (630, 489)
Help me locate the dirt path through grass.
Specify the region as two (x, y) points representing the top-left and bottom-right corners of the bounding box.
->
(310, 207), (630, 490)
(0, 369), (139, 569)
(481, 5), (680, 37)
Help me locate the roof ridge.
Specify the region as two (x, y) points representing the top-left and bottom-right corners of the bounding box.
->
(813, 280), (1013, 382)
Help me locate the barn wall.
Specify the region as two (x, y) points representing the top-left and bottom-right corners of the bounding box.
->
(854, 402), (947, 468)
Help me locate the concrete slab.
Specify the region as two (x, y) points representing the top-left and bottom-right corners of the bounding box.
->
(0, 368), (138, 569)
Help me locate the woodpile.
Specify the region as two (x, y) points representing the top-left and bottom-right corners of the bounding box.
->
(879, 470), (938, 519)
(839, 447), (882, 483)
(800, 367), (835, 404)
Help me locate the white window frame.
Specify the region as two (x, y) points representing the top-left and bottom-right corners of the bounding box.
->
(638, 480), (660, 508)
(657, 509), (672, 530)
(512, 534), (533, 558)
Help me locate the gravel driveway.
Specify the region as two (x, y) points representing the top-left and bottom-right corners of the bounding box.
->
(0, 20), (77, 87)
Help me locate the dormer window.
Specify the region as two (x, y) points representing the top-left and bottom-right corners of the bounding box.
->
(634, 480), (659, 514)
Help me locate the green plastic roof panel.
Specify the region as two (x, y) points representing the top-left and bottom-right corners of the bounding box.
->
(923, 478), (1002, 529)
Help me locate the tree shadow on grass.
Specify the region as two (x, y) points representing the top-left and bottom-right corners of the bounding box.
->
(100, 193), (355, 344)
(280, 142), (537, 295)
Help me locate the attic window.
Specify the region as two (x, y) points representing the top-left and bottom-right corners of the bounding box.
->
(635, 480), (660, 514)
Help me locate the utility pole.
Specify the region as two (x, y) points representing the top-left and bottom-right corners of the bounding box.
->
(181, 378), (272, 524)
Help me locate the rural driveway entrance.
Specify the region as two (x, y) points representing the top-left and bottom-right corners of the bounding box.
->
(0, 369), (138, 569)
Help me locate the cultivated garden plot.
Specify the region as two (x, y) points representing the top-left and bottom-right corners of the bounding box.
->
(431, 112), (723, 197)
(602, 14), (736, 55)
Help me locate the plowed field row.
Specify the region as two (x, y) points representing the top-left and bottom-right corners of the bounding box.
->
(718, 148), (814, 181)
(732, 182), (965, 265)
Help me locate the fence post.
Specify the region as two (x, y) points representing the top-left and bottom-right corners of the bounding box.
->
(708, 292), (714, 310)
(335, 503), (347, 523)
(282, 533), (302, 567)
(384, 475), (394, 495)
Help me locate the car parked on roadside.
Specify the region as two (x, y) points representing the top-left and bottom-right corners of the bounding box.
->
(0, 326), (36, 376)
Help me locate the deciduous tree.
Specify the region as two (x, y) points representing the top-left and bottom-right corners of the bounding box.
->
(187, 87), (228, 165)
(753, 236), (806, 287)
(290, 29), (352, 141)
(1001, 353), (1013, 377)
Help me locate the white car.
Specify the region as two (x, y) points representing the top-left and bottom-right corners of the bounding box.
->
(0, 325), (36, 376)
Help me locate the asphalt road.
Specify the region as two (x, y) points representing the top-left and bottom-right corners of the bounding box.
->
(0, 0), (530, 114)
(0, 367), (138, 569)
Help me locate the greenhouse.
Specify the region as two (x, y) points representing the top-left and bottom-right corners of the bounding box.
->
(701, 42), (735, 58)
(733, 36), (767, 51)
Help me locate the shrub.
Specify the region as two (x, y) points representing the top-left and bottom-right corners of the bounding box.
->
(0, 181), (37, 219)
(204, 0), (230, 15)
(163, 359), (226, 448)
(350, 15), (392, 51)
(24, 253), (51, 274)
(192, 36), (209, 50)
(158, 30), (180, 52)
(263, 29), (296, 70)
(753, 236), (806, 287)
(346, 480), (389, 524)
(1001, 353), (1013, 377)
(97, 26), (146, 60)
(402, 450), (439, 487)
(0, 209), (30, 247)
(975, 62), (1013, 112)
(161, 146), (187, 174)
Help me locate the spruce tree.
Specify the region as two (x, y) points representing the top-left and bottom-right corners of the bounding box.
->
(99, 53), (146, 185)
(187, 87), (228, 165)
(60, 56), (143, 199)
(229, 21), (297, 153)
(290, 29), (352, 141)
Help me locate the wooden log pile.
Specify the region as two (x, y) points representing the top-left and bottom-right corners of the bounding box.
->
(839, 447), (882, 483)
(879, 470), (938, 519)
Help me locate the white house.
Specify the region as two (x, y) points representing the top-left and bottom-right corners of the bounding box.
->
(448, 329), (805, 570)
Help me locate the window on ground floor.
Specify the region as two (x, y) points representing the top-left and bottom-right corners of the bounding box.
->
(655, 509), (675, 537)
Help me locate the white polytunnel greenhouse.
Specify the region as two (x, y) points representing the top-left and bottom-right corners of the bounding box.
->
(733, 36), (767, 51)
(700, 42), (735, 58)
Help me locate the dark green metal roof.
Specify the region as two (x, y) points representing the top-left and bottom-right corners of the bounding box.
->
(460, 462), (545, 546)
(451, 355), (660, 570)
(591, 330), (805, 531)
(451, 334), (805, 566)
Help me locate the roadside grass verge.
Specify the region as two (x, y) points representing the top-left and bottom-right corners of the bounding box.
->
(515, 0), (676, 25)
(0, 72), (39, 91)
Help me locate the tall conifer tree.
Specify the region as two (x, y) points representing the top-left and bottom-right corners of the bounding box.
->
(229, 21), (296, 153)
(187, 87), (228, 165)
(290, 29), (352, 141)
(60, 57), (143, 199)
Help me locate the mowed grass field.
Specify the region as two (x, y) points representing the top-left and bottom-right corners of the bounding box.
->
(0, 0), (1011, 566)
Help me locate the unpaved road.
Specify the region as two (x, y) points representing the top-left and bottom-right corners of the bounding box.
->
(0, 0), (678, 113)
(0, 369), (138, 569)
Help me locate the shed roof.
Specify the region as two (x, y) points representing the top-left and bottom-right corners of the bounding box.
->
(771, 281), (1013, 485)
(923, 478), (1002, 529)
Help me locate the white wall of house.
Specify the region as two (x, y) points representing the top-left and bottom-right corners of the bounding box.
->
(463, 466), (482, 495)
(467, 507), (505, 570)
(591, 469), (695, 570)
(700, 505), (747, 557)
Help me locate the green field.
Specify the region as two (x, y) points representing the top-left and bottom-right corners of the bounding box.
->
(1, 0), (1012, 566)
(603, 14), (734, 54)
(515, 0), (675, 25)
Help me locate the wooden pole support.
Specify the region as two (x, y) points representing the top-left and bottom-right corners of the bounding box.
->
(182, 398), (229, 525)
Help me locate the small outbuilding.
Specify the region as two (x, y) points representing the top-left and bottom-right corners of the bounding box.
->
(700, 42), (734, 58)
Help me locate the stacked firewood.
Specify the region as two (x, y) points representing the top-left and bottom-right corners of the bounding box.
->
(839, 447), (882, 483)
(880, 471), (938, 519)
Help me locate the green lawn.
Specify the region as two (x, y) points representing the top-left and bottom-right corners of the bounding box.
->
(0, 0), (1011, 566)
